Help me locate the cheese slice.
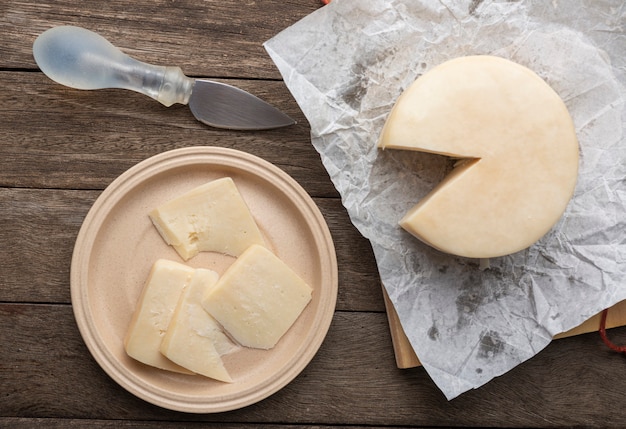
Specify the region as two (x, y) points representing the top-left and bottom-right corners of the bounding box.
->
(124, 259), (194, 373)
(160, 268), (236, 382)
(378, 55), (579, 258)
(202, 244), (313, 350)
(149, 177), (266, 261)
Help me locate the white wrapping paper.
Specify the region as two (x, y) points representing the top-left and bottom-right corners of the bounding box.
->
(265, 0), (626, 399)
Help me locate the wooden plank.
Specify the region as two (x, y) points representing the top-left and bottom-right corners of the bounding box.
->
(0, 419), (360, 429)
(382, 286), (421, 368)
(0, 0), (320, 78)
(0, 72), (336, 196)
(0, 188), (383, 312)
(2, 303), (626, 427)
(0, 188), (95, 304)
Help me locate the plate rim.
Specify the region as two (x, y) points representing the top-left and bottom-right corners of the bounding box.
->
(70, 146), (338, 413)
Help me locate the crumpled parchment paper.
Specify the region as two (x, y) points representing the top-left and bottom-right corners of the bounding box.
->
(265, 0), (626, 399)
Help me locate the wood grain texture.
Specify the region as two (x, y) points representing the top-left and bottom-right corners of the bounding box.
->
(1, 419), (377, 429)
(1, 0), (320, 78)
(0, 187), (383, 311)
(2, 303), (626, 427)
(0, 73), (337, 196)
(2, 0), (626, 427)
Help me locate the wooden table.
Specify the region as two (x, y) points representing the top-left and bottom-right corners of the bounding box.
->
(2, 1), (626, 427)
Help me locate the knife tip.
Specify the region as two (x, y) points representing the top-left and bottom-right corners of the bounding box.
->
(189, 79), (299, 131)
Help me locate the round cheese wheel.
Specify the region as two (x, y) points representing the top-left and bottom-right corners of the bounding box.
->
(378, 55), (579, 259)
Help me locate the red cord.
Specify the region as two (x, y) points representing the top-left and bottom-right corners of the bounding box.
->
(321, 0), (331, 4)
(599, 308), (626, 355)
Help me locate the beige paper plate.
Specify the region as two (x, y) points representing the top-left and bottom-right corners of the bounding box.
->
(70, 146), (338, 413)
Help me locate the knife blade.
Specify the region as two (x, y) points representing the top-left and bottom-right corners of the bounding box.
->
(32, 26), (295, 130)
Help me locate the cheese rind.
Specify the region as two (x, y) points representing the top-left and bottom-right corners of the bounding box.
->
(149, 177), (266, 260)
(124, 259), (194, 373)
(160, 268), (236, 382)
(201, 244), (312, 350)
(378, 55), (579, 258)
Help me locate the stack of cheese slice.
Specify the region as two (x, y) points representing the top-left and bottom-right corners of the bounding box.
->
(125, 178), (313, 382)
(124, 259), (197, 374)
(378, 55), (579, 258)
(161, 267), (236, 382)
(124, 260), (238, 381)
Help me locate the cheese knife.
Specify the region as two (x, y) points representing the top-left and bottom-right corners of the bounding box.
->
(32, 26), (295, 130)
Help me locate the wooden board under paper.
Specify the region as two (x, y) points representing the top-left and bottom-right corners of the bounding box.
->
(382, 285), (626, 369)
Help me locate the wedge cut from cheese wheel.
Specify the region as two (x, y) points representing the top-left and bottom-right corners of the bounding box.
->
(378, 55), (579, 258)
(202, 244), (313, 350)
(124, 259), (194, 374)
(160, 268), (236, 382)
(149, 177), (266, 260)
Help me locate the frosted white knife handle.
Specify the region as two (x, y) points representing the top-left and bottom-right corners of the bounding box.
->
(33, 26), (194, 107)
